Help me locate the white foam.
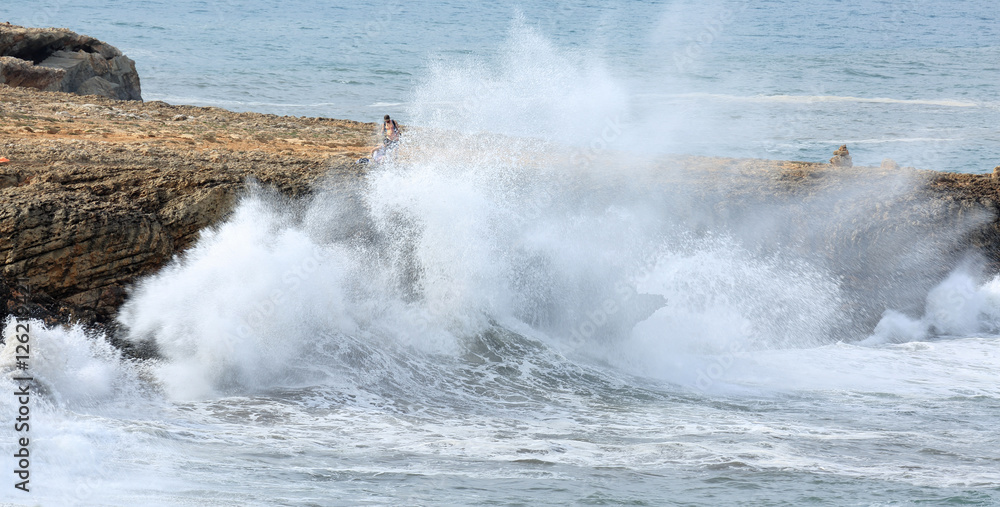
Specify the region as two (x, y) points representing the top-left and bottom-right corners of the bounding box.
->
(1, 320), (141, 407)
(119, 194), (359, 400)
(864, 268), (1000, 346)
(613, 236), (843, 386)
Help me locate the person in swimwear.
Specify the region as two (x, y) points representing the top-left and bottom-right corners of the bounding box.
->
(371, 114), (400, 160)
(359, 115), (402, 164)
(382, 114), (400, 145)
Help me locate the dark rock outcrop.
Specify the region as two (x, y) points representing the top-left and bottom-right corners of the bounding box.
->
(0, 23), (141, 101)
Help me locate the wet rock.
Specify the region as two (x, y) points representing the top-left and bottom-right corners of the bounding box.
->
(881, 158), (900, 170)
(830, 144), (853, 167)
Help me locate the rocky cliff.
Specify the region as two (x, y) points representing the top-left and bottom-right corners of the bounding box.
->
(0, 23), (142, 101)
(2, 84), (1000, 342)
(0, 84), (373, 325)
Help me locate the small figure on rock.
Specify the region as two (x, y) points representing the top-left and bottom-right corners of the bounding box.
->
(381, 114), (400, 147)
(358, 114), (402, 164)
(830, 144), (852, 167)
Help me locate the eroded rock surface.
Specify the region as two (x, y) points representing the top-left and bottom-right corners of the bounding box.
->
(0, 85), (373, 324)
(0, 23), (141, 100)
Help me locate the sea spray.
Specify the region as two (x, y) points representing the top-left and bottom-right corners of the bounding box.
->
(108, 19), (997, 402)
(1, 321), (143, 407)
(0, 320), (164, 502)
(118, 192), (360, 399)
(6, 16), (995, 471)
(609, 235), (842, 387)
(408, 19), (630, 146)
(865, 267), (1000, 345)
(0, 11), (999, 504)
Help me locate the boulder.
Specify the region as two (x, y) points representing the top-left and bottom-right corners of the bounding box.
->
(830, 144), (852, 167)
(881, 158), (900, 170)
(0, 55), (63, 89)
(0, 23), (141, 100)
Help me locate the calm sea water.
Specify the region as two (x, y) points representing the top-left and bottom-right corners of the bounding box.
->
(2, 2), (1000, 506)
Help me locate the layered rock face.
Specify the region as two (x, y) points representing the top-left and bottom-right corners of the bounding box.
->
(0, 23), (141, 101)
(0, 85), (373, 325)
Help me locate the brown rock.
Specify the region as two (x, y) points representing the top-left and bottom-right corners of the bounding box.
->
(0, 24), (141, 100)
(830, 144), (853, 167)
(881, 158), (900, 170)
(0, 85), (372, 323)
(0, 55), (64, 89)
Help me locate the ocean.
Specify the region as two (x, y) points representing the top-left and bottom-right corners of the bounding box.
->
(6, 0), (999, 172)
(2, 1), (1000, 505)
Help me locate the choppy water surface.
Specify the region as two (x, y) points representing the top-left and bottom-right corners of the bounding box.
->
(2, 1), (1000, 505)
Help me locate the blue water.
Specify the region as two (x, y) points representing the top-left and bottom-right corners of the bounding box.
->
(5, 0), (998, 172)
(3, 2), (1000, 506)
